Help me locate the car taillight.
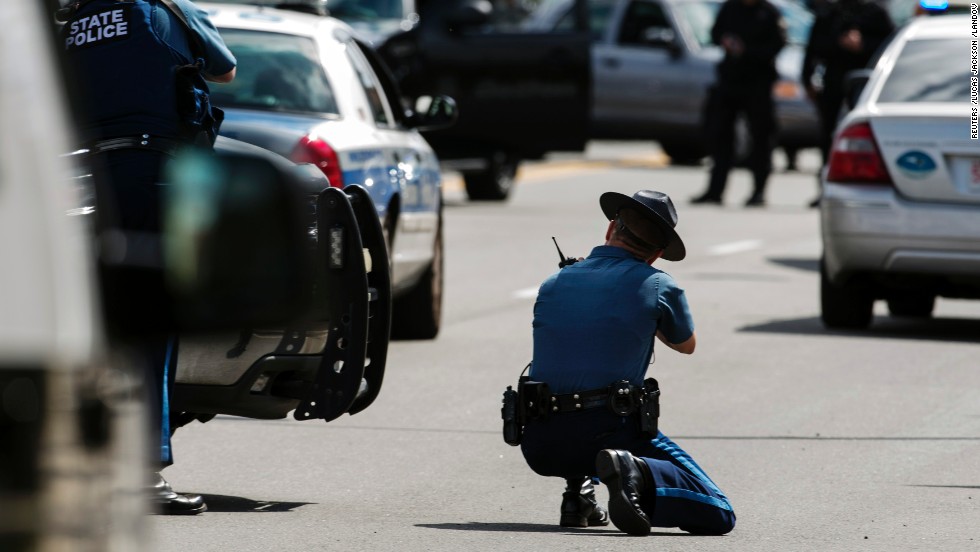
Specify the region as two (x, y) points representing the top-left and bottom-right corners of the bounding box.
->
(826, 122), (892, 185)
(291, 135), (344, 188)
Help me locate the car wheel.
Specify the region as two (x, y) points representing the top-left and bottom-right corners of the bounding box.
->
(391, 219), (443, 340)
(820, 259), (873, 329)
(659, 142), (705, 165)
(887, 293), (935, 318)
(463, 152), (517, 201)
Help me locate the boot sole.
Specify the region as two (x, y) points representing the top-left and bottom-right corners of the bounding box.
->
(559, 514), (588, 528)
(595, 450), (650, 536)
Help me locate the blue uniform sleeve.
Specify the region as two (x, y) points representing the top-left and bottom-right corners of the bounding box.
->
(167, 0), (237, 76)
(655, 273), (694, 344)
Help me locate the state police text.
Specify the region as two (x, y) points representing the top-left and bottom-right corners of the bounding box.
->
(65, 9), (129, 49)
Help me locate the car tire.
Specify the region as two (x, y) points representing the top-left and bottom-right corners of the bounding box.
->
(887, 293), (935, 318)
(463, 152), (517, 201)
(391, 220), (443, 340)
(659, 142), (705, 165)
(820, 259), (873, 329)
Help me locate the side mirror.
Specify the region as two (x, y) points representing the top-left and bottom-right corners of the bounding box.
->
(162, 149), (312, 330)
(643, 27), (682, 57)
(843, 69), (873, 111)
(446, 0), (492, 28)
(406, 95), (459, 131)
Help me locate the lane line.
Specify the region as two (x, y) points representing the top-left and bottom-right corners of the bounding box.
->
(512, 287), (539, 300)
(707, 240), (763, 256)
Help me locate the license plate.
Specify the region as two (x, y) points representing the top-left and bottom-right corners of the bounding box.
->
(950, 157), (980, 192)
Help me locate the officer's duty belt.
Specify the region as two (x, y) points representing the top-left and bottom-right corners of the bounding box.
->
(544, 387), (611, 414)
(86, 135), (185, 157)
(524, 380), (650, 417)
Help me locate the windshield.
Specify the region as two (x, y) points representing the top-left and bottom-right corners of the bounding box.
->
(678, 0), (812, 48)
(325, 0), (405, 21)
(876, 39), (972, 103)
(210, 30), (339, 116)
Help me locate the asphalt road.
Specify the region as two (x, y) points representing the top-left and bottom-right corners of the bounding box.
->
(152, 143), (980, 552)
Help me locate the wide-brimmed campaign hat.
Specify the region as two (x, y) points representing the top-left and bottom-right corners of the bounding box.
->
(600, 190), (686, 261)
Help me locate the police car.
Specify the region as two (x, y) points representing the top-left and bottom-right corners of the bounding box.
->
(819, 14), (980, 328)
(199, 2), (455, 340)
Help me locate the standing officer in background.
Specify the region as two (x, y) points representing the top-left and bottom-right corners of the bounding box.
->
(520, 191), (735, 536)
(58, 0), (236, 515)
(802, 0), (893, 206)
(692, 0), (786, 207)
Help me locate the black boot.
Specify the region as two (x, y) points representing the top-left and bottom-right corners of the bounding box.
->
(149, 472), (207, 515)
(559, 477), (610, 528)
(595, 449), (652, 536)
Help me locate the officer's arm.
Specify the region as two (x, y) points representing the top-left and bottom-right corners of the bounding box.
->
(710, 2), (730, 46)
(657, 331), (696, 355)
(205, 68), (236, 83)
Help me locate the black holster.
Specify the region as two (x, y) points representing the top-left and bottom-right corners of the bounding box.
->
(175, 60), (224, 148)
(639, 378), (660, 437)
(501, 376), (551, 446)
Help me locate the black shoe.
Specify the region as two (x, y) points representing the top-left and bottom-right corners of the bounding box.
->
(150, 473), (207, 515)
(808, 197), (821, 208)
(559, 478), (610, 528)
(744, 195), (766, 207)
(690, 193), (722, 205)
(595, 450), (650, 536)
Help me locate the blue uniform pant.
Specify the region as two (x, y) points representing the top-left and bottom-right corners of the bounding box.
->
(521, 408), (735, 535)
(92, 149), (178, 466)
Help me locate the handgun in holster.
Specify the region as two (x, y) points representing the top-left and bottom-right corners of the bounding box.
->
(639, 378), (660, 437)
(501, 375), (551, 446)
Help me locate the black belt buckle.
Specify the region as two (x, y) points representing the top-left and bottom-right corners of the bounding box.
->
(608, 380), (635, 416)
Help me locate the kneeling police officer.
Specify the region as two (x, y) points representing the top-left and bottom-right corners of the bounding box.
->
(517, 190), (735, 535)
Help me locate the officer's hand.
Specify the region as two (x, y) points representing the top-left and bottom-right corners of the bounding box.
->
(721, 35), (744, 57)
(839, 30), (863, 53)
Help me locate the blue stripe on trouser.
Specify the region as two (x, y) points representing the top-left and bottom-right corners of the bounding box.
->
(520, 410), (735, 534)
(638, 432), (735, 534)
(160, 335), (176, 464)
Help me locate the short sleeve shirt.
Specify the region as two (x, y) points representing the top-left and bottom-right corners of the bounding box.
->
(152, 0), (236, 76)
(531, 245), (694, 394)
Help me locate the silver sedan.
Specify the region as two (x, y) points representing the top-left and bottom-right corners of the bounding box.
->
(819, 13), (979, 328)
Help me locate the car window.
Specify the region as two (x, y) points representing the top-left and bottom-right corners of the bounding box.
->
(551, 0), (616, 40)
(678, 0), (811, 48)
(876, 38), (972, 103)
(326, 0), (405, 21)
(776, 0), (813, 46)
(210, 30), (339, 116)
(343, 39), (393, 127)
(676, 1), (720, 48)
(618, 0), (671, 45)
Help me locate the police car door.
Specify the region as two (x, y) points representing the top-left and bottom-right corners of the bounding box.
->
(342, 37), (439, 283)
(593, 0), (692, 135)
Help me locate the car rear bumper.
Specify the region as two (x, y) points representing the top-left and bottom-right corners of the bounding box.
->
(821, 183), (980, 287)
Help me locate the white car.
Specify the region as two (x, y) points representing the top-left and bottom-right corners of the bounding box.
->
(819, 14), (979, 328)
(200, 2), (455, 340)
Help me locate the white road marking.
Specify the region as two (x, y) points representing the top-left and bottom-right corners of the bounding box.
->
(707, 240), (763, 256)
(512, 287), (539, 300)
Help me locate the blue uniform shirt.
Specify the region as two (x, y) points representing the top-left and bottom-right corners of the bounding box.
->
(152, 0), (236, 76)
(531, 245), (694, 394)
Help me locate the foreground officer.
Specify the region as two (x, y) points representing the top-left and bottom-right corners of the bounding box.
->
(59, 0), (236, 515)
(520, 191), (735, 535)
